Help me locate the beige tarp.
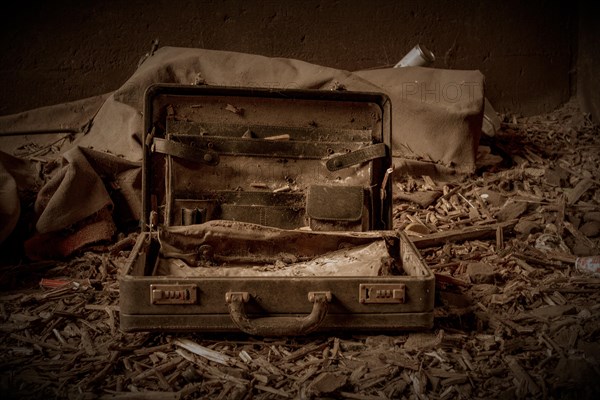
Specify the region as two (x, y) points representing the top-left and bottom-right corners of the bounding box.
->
(0, 47), (484, 255)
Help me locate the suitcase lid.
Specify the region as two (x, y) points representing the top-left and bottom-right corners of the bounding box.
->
(141, 84), (392, 232)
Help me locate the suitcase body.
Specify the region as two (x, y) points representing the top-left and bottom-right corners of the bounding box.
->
(120, 84), (434, 335)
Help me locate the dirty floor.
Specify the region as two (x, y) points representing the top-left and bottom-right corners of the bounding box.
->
(1, 99), (599, 399)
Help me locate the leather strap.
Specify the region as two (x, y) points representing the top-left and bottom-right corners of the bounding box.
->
(326, 143), (387, 171)
(171, 135), (363, 159)
(152, 137), (219, 166)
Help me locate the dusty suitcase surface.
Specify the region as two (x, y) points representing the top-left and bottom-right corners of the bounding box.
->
(120, 84), (434, 335)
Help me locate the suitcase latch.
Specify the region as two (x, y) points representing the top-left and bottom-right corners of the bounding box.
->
(359, 284), (405, 304)
(151, 284), (197, 305)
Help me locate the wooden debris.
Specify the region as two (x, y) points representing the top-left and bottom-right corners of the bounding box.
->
(410, 220), (517, 248)
(99, 391), (180, 399)
(403, 331), (443, 352)
(465, 262), (496, 284)
(495, 225), (504, 250)
(504, 356), (541, 395)
(131, 356), (182, 383)
(394, 190), (443, 208)
(528, 304), (576, 319)
(307, 372), (347, 395)
(567, 178), (593, 205)
(564, 221), (596, 249)
(435, 273), (470, 288)
(339, 392), (388, 400)
(495, 200), (528, 222)
(580, 220), (600, 237)
(255, 384), (291, 398)
(173, 338), (232, 366)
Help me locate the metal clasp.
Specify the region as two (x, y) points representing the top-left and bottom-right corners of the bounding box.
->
(359, 284), (405, 304)
(151, 284), (197, 305)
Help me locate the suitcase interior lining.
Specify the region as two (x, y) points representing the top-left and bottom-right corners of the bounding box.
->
(159, 95), (386, 231)
(144, 88), (389, 228)
(151, 220), (404, 278)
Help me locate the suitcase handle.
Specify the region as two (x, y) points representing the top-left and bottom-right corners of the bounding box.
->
(225, 291), (332, 336)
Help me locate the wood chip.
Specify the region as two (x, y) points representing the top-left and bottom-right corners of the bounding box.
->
(504, 356), (541, 395)
(255, 384), (291, 398)
(173, 338), (232, 366)
(411, 220), (517, 248)
(567, 178), (593, 205)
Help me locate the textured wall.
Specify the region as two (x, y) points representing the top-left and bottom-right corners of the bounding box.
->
(1, 0), (575, 116)
(577, 1), (600, 123)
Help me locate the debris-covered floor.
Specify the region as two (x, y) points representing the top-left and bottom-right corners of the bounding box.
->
(1, 99), (599, 399)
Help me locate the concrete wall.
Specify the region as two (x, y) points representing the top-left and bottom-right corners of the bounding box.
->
(1, 0), (576, 116)
(577, 1), (600, 123)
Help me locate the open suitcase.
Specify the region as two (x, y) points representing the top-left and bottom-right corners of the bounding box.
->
(120, 84), (434, 335)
